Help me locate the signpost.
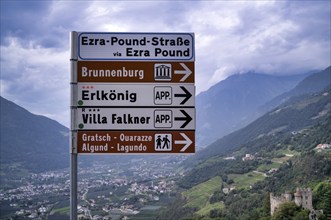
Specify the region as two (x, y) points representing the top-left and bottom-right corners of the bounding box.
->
(70, 31), (195, 219)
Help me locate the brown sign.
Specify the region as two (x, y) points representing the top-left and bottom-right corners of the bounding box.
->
(77, 130), (194, 154)
(77, 61), (194, 83)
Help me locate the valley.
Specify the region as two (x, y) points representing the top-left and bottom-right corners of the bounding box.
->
(1, 66), (330, 219)
(0, 156), (185, 220)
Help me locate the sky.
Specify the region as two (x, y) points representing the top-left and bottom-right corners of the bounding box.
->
(1, 0), (330, 127)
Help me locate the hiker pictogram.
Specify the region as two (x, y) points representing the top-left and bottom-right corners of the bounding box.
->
(154, 133), (172, 151)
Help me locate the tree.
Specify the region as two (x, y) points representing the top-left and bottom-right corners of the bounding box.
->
(261, 193), (271, 217)
(313, 182), (331, 220)
(209, 208), (223, 218)
(271, 202), (309, 220)
(321, 189), (331, 220)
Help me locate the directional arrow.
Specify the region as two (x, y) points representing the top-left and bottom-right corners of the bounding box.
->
(174, 63), (192, 82)
(175, 133), (193, 152)
(174, 86), (192, 105)
(174, 110), (192, 128)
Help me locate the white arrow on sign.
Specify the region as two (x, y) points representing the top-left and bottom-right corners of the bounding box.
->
(175, 133), (193, 152)
(174, 63), (192, 82)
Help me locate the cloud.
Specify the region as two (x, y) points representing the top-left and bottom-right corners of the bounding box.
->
(184, 1), (331, 90)
(1, 0), (330, 127)
(1, 37), (70, 125)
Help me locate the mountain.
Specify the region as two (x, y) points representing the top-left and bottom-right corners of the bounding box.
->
(192, 86), (331, 167)
(197, 67), (331, 153)
(0, 96), (69, 179)
(0, 96), (170, 181)
(159, 79), (331, 220)
(261, 66), (331, 112)
(196, 72), (308, 147)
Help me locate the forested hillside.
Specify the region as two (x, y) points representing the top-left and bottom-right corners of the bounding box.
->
(190, 86), (331, 166)
(158, 87), (331, 219)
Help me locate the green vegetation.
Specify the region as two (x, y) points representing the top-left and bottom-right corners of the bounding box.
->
(178, 159), (262, 189)
(256, 162), (281, 172)
(160, 89), (331, 219)
(191, 89), (331, 164)
(183, 176), (222, 210)
(271, 202), (309, 220)
(276, 149), (300, 156)
(196, 202), (224, 216)
(53, 206), (70, 215)
(0, 163), (30, 190)
(271, 155), (293, 164)
(228, 171), (265, 189)
(313, 182), (331, 219)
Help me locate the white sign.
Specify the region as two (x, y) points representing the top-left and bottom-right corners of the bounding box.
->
(75, 108), (195, 130)
(76, 83), (195, 107)
(78, 32), (194, 61)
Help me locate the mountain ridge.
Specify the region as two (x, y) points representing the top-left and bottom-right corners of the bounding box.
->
(159, 70), (331, 219)
(196, 72), (308, 147)
(0, 96), (69, 177)
(260, 66), (331, 112)
(188, 66), (331, 170)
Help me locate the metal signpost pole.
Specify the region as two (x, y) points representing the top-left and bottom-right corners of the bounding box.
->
(70, 31), (78, 220)
(70, 153), (77, 219)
